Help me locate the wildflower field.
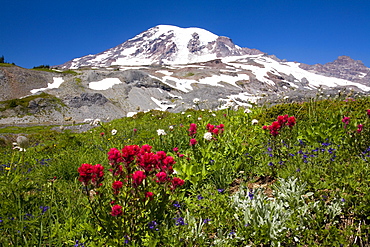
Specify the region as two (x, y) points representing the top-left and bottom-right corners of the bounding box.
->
(1, 96), (370, 246)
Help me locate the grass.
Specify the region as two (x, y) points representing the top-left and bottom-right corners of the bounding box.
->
(0, 63), (16, 67)
(0, 95), (370, 246)
(0, 92), (66, 115)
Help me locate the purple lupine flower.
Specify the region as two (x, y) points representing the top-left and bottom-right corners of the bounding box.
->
(248, 189), (254, 200)
(148, 221), (159, 231)
(174, 217), (187, 226)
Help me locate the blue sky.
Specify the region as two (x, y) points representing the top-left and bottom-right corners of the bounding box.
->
(2, 0), (370, 68)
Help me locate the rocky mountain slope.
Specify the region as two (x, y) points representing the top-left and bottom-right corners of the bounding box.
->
(299, 55), (370, 84)
(1, 25), (369, 126)
(0, 65), (63, 101)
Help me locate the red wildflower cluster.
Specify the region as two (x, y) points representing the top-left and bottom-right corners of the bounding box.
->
(263, 115), (296, 136)
(132, 170), (146, 187)
(112, 180), (123, 194)
(171, 177), (185, 190)
(145, 191), (154, 200)
(156, 171), (167, 183)
(107, 148), (124, 165)
(111, 204), (123, 217)
(188, 123), (197, 136)
(136, 150), (175, 174)
(357, 124), (363, 133)
(106, 145), (183, 190)
(286, 116), (296, 128)
(367, 110), (370, 118)
(342, 116), (350, 128)
(78, 145), (185, 224)
(77, 163), (104, 187)
(206, 123), (224, 135)
(189, 138), (198, 146)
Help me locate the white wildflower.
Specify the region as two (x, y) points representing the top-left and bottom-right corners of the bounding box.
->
(193, 98), (200, 104)
(251, 119), (259, 125)
(198, 117), (202, 121)
(203, 132), (213, 141)
(169, 125), (174, 130)
(212, 113), (216, 117)
(157, 129), (167, 136)
(111, 129), (117, 135)
(244, 108), (252, 114)
(187, 115), (192, 118)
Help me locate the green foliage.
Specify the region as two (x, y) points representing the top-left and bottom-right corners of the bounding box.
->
(0, 63), (15, 67)
(32, 65), (50, 69)
(0, 92), (65, 114)
(1, 97), (370, 245)
(62, 69), (79, 76)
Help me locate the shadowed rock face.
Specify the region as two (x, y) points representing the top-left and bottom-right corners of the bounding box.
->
(66, 93), (108, 108)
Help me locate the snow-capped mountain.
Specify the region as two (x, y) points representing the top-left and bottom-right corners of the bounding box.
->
(1, 25), (370, 125)
(56, 25), (370, 95)
(58, 25), (263, 68)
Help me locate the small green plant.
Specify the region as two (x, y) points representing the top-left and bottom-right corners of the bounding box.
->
(232, 177), (345, 246)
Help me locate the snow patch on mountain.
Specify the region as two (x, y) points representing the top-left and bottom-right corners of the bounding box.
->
(151, 97), (176, 111)
(222, 55), (370, 91)
(149, 72), (248, 93)
(89, 78), (122, 90)
(30, 77), (64, 94)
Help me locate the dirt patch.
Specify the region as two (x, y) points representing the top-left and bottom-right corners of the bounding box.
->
(229, 175), (277, 197)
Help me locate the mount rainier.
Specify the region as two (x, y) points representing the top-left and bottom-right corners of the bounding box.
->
(0, 25), (369, 125)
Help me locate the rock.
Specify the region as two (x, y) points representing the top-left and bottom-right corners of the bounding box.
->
(66, 93), (108, 108)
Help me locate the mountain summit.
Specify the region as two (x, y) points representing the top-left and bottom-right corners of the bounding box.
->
(58, 25), (263, 69)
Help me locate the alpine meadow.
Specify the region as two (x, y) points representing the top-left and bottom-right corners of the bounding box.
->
(1, 93), (370, 246)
